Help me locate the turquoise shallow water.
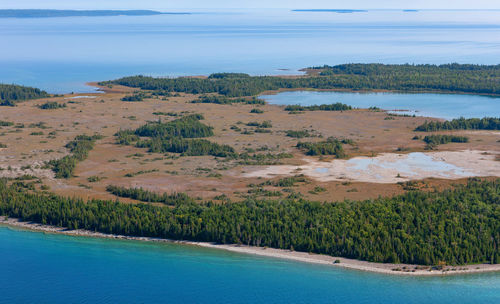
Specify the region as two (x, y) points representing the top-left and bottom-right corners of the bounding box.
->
(0, 226), (499, 304)
(261, 91), (500, 119)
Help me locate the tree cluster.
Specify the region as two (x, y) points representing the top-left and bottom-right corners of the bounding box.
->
(192, 95), (265, 105)
(105, 185), (193, 205)
(296, 137), (346, 157)
(423, 135), (469, 145)
(284, 103), (352, 112)
(116, 114), (235, 157)
(48, 134), (102, 178)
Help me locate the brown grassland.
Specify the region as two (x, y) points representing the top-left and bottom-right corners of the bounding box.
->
(0, 83), (498, 204)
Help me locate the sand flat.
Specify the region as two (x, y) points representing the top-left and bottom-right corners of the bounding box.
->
(244, 150), (500, 183)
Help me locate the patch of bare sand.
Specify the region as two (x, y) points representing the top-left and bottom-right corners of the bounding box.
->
(243, 150), (500, 183)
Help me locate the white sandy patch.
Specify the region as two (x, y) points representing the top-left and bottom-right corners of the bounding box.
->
(65, 96), (97, 99)
(243, 150), (500, 183)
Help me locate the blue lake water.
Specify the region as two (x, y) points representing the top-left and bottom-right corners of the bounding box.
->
(1, 9), (500, 93)
(261, 91), (500, 119)
(1, 226), (499, 304)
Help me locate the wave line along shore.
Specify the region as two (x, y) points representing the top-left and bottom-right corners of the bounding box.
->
(2, 216), (499, 277)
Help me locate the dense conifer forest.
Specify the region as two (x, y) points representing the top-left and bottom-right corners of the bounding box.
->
(103, 64), (500, 97)
(0, 84), (50, 106)
(0, 179), (498, 266)
(415, 117), (500, 131)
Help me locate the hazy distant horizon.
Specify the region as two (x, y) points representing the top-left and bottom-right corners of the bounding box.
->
(0, 0), (499, 10)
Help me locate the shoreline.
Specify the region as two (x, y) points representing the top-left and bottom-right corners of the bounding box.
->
(2, 216), (499, 277)
(88, 81), (500, 99)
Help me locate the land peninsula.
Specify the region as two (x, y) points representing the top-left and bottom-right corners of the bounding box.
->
(0, 9), (190, 18)
(0, 63), (499, 275)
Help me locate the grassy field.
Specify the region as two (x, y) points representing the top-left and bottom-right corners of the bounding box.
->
(0, 83), (498, 203)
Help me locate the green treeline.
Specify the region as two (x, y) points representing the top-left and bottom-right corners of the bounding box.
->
(105, 185), (193, 205)
(136, 138), (235, 157)
(415, 117), (500, 131)
(0, 84), (50, 106)
(286, 130), (314, 138)
(104, 64), (500, 97)
(48, 134), (102, 178)
(192, 95), (265, 105)
(208, 73), (251, 79)
(0, 179), (498, 265)
(297, 137), (346, 157)
(116, 114), (235, 157)
(121, 93), (146, 102)
(423, 135), (469, 145)
(246, 121), (272, 128)
(37, 101), (66, 109)
(284, 103), (352, 112)
(316, 63), (500, 94)
(0, 120), (14, 127)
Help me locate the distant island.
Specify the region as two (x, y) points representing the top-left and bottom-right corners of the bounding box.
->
(0, 9), (190, 18)
(292, 9), (368, 13)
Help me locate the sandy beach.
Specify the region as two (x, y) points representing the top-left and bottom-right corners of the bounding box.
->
(2, 216), (498, 277)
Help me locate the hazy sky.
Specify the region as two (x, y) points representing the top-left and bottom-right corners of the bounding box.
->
(0, 0), (499, 10)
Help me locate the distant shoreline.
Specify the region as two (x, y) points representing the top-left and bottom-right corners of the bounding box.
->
(292, 9), (368, 13)
(0, 9), (191, 19)
(2, 217), (499, 277)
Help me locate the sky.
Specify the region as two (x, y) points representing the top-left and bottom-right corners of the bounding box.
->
(0, 0), (499, 10)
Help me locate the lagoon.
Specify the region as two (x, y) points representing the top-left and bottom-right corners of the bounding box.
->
(261, 91), (500, 119)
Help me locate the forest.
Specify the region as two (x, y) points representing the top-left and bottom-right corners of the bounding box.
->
(0, 84), (50, 106)
(0, 178), (498, 266)
(415, 117), (500, 131)
(103, 64), (500, 97)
